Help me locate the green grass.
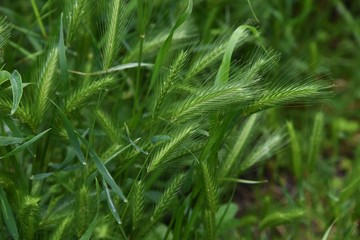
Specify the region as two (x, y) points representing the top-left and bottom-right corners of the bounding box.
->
(1, 0), (358, 239)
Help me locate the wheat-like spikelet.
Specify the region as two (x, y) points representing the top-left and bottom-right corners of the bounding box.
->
(74, 186), (92, 237)
(65, 76), (116, 114)
(147, 124), (196, 172)
(65, 0), (92, 44)
(17, 195), (40, 240)
(95, 108), (123, 144)
(0, 16), (11, 49)
(48, 215), (73, 240)
(129, 180), (145, 230)
(239, 130), (286, 173)
(185, 42), (227, 81)
(102, 0), (134, 69)
(34, 46), (58, 127)
(170, 83), (254, 122)
(200, 161), (219, 214)
(203, 209), (216, 240)
(150, 173), (186, 223)
(245, 73), (331, 114)
(153, 50), (188, 119)
(240, 51), (280, 84)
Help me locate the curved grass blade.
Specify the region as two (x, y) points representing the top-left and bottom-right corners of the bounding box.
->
(246, 0), (259, 23)
(0, 188), (19, 240)
(322, 219), (337, 240)
(0, 128), (51, 159)
(0, 136), (24, 146)
(49, 99), (86, 165)
(78, 135), (127, 202)
(9, 70), (23, 115)
(103, 178), (121, 224)
(69, 63), (153, 76)
(215, 25), (248, 86)
(220, 178), (268, 184)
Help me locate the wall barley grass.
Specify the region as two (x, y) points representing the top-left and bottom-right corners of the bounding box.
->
(0, 0), (334, 239)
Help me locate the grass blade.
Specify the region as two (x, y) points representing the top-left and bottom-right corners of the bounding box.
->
(30, 172), (54, 180)
(103, 178), (122, 224)
(308, 112), (324, 168)
(287, 121), (302, 179)
(0, 136), (24, 146)
(0, 128), (51, 159)
(78, 135), (127, 202)
(322, 219), (337, 240)
(215, 25), (248, 86)
(30, 0), (46, 38)
(58, 13), (68, 81)
(50, 99), (86, 165)
(220, 178), (268, 184)
(69, 63), (153, 76)
(0, 188), (19, 240)
(9, 70), (23, 115)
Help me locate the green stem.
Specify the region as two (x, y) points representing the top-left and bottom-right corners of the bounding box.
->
(30, 0), (47, 38)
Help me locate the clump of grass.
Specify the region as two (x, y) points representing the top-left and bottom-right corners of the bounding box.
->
(0, 0), (332, 239)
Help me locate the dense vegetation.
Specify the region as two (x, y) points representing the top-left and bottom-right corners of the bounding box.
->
(0, 0), (358, 239)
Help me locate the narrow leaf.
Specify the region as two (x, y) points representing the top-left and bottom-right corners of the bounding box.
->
(69, 63), (153, 76)
(308, 112), (324, 168)
(0, 128), (51, 159)
(322, 219), (337, 240)
(58, 13), (68, 80)
(215, 25), (248, 86)
(78, 135), (127, 202)
(9, 70), (23, 115)
(220, 178), (268, 184)
(0, 188), (19, 240)
(0, 136), (24, 146)
(103, 178), (121, 224)
(287, 121), (302, 179)
(30, 172), (54, 180)
(50, 99), (86, 165)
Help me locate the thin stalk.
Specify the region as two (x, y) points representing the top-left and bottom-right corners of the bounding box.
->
(30, 0), (47, 38)
(134, 35), (144, 114)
